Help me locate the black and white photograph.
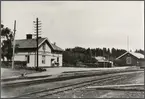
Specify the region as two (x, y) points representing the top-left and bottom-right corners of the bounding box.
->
(1, 1), (144, 98)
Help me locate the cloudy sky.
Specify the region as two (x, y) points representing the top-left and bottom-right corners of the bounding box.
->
(1, 1), (144, 51)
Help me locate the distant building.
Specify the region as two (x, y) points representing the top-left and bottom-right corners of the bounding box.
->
(116, 51), (145, 66)
(14, 34), (64, 68)
(95, 56), (113, 67)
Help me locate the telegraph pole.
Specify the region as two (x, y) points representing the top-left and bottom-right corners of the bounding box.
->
(12, 20), (16, 69)
(0, 25), (2, 66)
(33, 18), (41, 71)
(36, 18), (39, 70)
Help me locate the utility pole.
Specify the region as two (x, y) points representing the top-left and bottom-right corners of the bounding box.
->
(0, 25), (2, 66)
(33, 18), (41, 71)
(36, 18), (39, 71)
(12, 20), (16, 69)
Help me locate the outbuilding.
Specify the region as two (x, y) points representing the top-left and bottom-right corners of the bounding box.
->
(95, 56), (113, 67)
(115, 51), (145, 66)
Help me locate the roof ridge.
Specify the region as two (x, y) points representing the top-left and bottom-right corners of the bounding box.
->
(116, 51), (144, 60)
(116, 51), (128, 59)
(130, 52), (144, 55)
(15, 37), (63, 51)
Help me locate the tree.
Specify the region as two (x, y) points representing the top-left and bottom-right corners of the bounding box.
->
(111, 48), (117, 58)
(1, 24), (18, 61)
(135, 49), (145, 55)
(107, 48), (110, 55)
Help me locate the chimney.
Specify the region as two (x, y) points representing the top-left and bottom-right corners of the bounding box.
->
(54, 42), (56, 45)
(26, 34), (32, 39)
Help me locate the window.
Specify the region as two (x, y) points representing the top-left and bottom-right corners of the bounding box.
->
(42, 55), (45, 64)
(42, 44), (46, 51)
(57, 57), (59, 62)
(126, 57), (131, 64)
(25, 55), (30, 63)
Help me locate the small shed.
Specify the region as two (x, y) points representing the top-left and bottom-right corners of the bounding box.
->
(115, 51), (145, 66)
(95, 56), (113, 67)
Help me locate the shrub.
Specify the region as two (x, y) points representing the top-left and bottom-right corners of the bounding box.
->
(25, 67), (46, 72)
(37, 67), (47, 72)
(62, 63), (75, 67)
(1, 61), (27, 69)
(84, 63), (98, 67)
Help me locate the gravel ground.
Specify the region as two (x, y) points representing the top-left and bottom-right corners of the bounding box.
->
(1, 70), (144, 98)
(1, 68), (39, 78)
(1, 66), (137, 78)
(99, 91), (144, 98)
(1, 71), (138, 98)
(44, 71), (144, 98)
(26, 66), (130, 77)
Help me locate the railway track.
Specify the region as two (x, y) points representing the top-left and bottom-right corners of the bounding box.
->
(15, 73), (133, 98)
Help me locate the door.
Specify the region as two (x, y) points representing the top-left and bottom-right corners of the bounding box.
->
(51, 59), (55, 67)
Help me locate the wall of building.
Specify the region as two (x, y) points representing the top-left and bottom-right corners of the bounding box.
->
(139, 60), (145, 66)
(28, 54), (36, 67)
(14, 52), (63, 67)
(14, 52), (36, 67)
(118, 53), (138, 66)
(39, 42), (51, 52)
(14, 52), (27, 61)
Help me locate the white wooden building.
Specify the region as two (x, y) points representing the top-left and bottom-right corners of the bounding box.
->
(14, 34), (64, 68)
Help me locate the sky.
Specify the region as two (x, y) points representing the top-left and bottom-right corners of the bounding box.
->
(1, 1), (144, 51)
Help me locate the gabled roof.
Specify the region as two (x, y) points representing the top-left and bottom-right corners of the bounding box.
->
(95, 56), (106, 61)
(95, 56), (109, 62)
(116, 51), (144, 59)
(130, 52), (144, 59)
(51, 43), (64, 52)
(15, 38), (64, 52)
(15, 38), (46, 49)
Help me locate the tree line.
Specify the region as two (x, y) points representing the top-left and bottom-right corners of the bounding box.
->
(135, 49), (145, 55)
(63, 47), (144, 65)
(63, 47), (127, 65)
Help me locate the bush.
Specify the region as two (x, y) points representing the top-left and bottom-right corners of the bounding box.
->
(1, 61), (27, 69)
(63, 63), (75, 67)
(84, 63), (98, 67)
(26, 67), (46, 72)
(37, 67), (47, 72)
(76, 61), (87, 67)
(1, 61), (11, 68)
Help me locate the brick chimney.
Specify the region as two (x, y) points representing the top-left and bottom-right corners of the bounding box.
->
(26, 34), (32, 39)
